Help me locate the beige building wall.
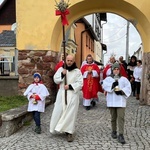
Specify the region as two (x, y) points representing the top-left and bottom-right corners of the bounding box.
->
(133, 44), (143, 60)
(94, 41), (102, 63)
(65, 24), (77, 55)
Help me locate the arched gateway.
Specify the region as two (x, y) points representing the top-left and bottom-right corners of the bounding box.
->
(17, 0), (150, 105)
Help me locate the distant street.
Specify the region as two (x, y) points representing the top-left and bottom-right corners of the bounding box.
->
(0, 92), (150, 150)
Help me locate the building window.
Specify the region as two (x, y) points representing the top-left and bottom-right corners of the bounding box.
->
(0, 49), (18, 76)
(92, 41), (95, 52)
(86, 35), (88, 47)
(72, 49), (74, 53)
(91, 41), (93, 51)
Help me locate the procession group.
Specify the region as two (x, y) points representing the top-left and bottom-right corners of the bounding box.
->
(23, 53), (142, 144)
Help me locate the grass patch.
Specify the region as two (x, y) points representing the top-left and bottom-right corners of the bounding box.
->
(23, 121), (31, 126)
(0, 95), (28, 113)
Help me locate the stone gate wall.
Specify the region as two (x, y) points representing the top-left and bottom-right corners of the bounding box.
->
(18, 50), (58, 103)
(140, 52), (150, 105)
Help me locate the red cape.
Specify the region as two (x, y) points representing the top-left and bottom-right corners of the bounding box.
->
(55, 61), (64, 72)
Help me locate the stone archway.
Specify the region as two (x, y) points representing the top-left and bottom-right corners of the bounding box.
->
(50, 0), (150, 105)
(51, 0), (150, 51)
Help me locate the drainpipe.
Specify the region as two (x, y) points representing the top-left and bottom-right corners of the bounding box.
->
(80, 25), (92, 65)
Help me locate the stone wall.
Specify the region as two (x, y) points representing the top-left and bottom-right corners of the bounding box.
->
(0, 100), (51, 137)
(0, 76), (18, 96)
(140, 52), (150, 105)
(18, 50), (58, 103)
(0, 105), (32, 137)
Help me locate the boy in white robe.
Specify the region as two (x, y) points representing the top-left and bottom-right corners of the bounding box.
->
(102, 62), (131, 144)
(24, 73), (49, 134)
(50, 55), (83, 142)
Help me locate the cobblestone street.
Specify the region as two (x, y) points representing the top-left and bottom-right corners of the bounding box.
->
(0, 92), (150, 150)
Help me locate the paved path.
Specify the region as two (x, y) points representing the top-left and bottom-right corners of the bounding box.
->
(0, 93), (150, 150)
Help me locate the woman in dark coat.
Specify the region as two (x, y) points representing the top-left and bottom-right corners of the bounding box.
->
(127, 55), (137, 96)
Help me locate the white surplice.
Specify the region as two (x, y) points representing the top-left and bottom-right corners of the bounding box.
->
(102, 76), (131, 107)
(50, 67), (83, 134)
(24, 83), (50, 112)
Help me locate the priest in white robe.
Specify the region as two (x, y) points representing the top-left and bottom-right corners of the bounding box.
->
(50, 55), (83, 142)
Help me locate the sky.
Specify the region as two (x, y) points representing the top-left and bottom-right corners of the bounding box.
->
(0, 0), (3, 4)
(85, 13), (142, 65)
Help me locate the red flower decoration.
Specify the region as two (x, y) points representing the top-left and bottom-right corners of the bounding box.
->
(55, 9), (69, 26)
